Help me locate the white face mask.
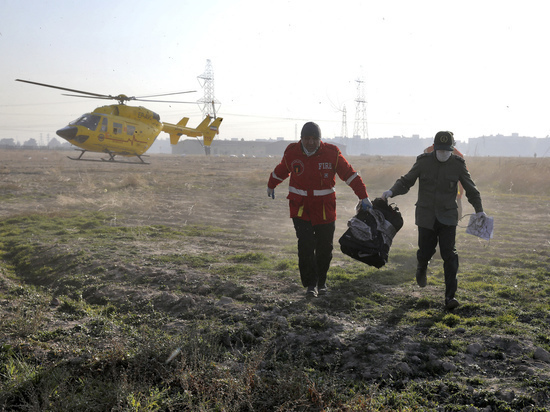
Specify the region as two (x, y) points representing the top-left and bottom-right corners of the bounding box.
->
(436, 150), (452, 162)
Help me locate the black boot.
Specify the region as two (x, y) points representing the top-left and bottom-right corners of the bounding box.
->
(416, 264), (428, 288)
(306, 286), (317, 299)
(445, 297), (460, 310)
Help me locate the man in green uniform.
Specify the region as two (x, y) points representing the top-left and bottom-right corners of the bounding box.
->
(381, 131), (486, 310)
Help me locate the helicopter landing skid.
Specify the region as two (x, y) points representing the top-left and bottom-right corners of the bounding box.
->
(68, 150), (150, 165)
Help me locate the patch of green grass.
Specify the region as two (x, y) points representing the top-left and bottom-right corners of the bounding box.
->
(273, 258), (297, 271)
(212, 263), (256, 277)
(149, 253), (217, 268)
(227, 252), (267, 263)
(329, 263), (372, 280)
(0, 182), (549, 411)
(180, 224), (225, 237)
(365, 268), (410, 286)
(441, 313), (461, 328)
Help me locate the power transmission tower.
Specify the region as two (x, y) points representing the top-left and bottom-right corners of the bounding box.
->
(353, 77), (369, 139)
(196, 59), (221, 155)
(197, 59), (220, 118)
(341, 105), (348, 138)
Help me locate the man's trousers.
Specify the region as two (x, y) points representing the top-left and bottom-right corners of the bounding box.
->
(417, 220), (459, 300)
(292, 218), (335, 289)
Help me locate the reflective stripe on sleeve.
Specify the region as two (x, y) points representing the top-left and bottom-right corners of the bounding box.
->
(271, 172), (284, 182)
(345, 172), (358, 185)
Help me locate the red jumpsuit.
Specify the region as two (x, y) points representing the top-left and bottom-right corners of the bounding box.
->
(268, 141), (368, 225)
(268, 141), (368, 291)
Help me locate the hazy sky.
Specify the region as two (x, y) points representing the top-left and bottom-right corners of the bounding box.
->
(1, 0), (549, 144)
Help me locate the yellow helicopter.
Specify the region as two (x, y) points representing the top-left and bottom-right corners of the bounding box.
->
(16, 79), (223, 164)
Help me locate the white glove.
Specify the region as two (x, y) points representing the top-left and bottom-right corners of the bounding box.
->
(267, 187), (275, 199)
(475, 211), (487, 218)
(361, 197), (373, 210)
(381, 190), (393, 201)
(356, 197), (372, 212)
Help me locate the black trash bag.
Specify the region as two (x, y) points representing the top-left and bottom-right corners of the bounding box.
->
(338, 198), (403, 268)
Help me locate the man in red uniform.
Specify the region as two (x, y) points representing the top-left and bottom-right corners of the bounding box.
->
(267, 122), (371, 298)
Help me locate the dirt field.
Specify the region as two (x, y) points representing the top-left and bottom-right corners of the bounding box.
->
(1, 148), (546, 262)
(1, 148), (548, 320)
(1, 148), (550, 410)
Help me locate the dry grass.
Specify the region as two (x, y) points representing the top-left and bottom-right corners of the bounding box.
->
(0, 148), (549, 411)
(352, 155), (550, 196)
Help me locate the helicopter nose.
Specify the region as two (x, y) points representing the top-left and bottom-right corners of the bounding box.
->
(56, 126), (78, 141)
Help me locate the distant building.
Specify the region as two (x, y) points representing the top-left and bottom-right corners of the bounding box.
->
(333, 135), (433, 156)
(149, 138), (172, 154)
(335, 134), (550, 158)
(6, 133), (550, 157)
(466, 135), (550, 157)
(172, 139), (347, 157)
(169, 134), (550, 158)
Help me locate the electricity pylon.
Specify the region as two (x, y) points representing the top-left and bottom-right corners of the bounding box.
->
(353, 77), (369, 139)
(197, 59), (221, 118)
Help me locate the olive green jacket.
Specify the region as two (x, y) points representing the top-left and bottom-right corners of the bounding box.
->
(389, 152), (483, 228)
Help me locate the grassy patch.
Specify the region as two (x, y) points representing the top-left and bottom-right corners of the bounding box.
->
(0, 154), (549, 410)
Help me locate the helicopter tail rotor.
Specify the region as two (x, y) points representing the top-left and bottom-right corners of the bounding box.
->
(202, 117), (223, 146)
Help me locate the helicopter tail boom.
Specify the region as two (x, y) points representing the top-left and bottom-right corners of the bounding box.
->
(167, 117), (190, 145)
(163, 116), (223, 146)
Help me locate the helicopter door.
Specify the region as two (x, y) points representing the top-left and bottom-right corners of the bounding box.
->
(100, 117), (108, 133)
(113, 122), (123, 135)
(97, 117), (109, 142)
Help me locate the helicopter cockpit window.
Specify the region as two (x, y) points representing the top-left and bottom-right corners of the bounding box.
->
(100, 117), (108, 133)
(70, 114), (101, 131)
(113, 122), (123, 135)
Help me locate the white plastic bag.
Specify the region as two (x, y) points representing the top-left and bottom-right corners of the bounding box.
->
(466, 214), (494, 241)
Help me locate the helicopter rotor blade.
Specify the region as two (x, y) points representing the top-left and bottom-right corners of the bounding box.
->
(62, 94), (114, 100)
(17, 79), (197, 104)
(61, 94), (194, 104)
(136, 91), (196, 99)
(133, 98), (198, 104)
(16, 79), (110, 98)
